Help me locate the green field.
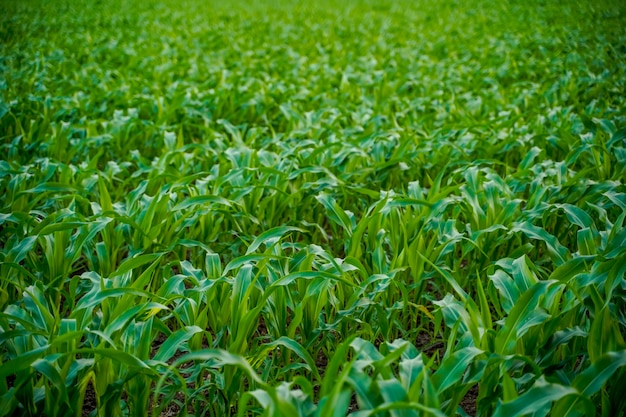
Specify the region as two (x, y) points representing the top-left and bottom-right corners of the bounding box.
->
(1, 0), (626, 415)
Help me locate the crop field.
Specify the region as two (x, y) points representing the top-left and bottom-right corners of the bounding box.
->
(1, 0), (626, 416)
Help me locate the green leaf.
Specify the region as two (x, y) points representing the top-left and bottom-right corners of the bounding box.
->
(32, 357), (70, 406)
(588, 306), (624, 363)
(0, 345), (48, 379)
(495, 282), (550, 354)
(556, 204), (593, 229)
(168, 349), (266, 386)
(111, 252), (163, 278)
(73, 348), (153, 370)
(153, 326), (203, 362)
(577, 228), (597, 255)
(264, 337), (321, 383)
(74, 288), (155, 312)
(489, 270), (520, 313)
(316, 192), (354, 235)
(246, 226), (303, 254)
(432, 347), (482, 394)
(548, 256), (593, 282)
(493, 377), (577, 417)
(511, 221), (568, 265)
(223, 254), (281, 275)
(272, 270), (356, 287)
(172, 195), (232, 211)
(511, 255), (538, 293)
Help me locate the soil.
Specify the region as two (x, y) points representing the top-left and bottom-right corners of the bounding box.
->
(315, 349), (328, 377)
(150, 332), (168, 357)
(416, 329), (477, 416)
(460, 384), (478, 417)
(158, 392), (185, 417)
(257, 315), (269, 338)
(415, 331), (445, 359)
(348, 392), (358, 413)
(312, 350), (326, 401)
(81, 382), (97, 417)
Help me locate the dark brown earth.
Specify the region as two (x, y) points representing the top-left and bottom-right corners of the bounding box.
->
(158, 392), (184, 417)
(257, 315), (269, 337)
(460, 384), (478, 417)
(415, 330), (446, 359)
(416, 329), (477, 416)
(81, 382), (97, 417)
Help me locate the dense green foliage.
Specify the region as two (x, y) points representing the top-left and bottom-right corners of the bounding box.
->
(1, 0), (626, 415)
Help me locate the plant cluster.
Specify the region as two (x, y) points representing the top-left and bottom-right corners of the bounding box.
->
(1, 0), (625, 416)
